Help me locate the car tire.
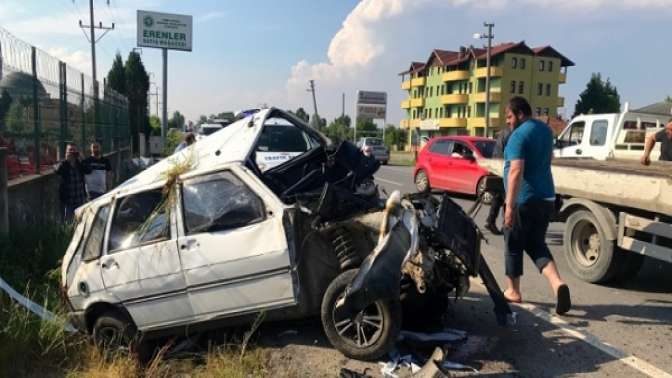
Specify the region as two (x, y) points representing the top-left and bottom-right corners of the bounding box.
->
(415, 170), (430, 193)
(92, 311), (149, 360)
(476, 177), (493, 205)
(321, 269), (401, 361)
(563, 210), (624, 283)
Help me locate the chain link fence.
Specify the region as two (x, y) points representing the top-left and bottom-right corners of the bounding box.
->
(0, 27), (130, 180)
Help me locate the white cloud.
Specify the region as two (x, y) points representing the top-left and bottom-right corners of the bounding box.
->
(46, 47), (91, 74)
(198, 11), (226, 23)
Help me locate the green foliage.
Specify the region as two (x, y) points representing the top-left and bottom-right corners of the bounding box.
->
(290, 108), (310, 123)
(325, 115), (352, 143)
(168, 111), (186, 130)
(384, 125), (407, 150)
(123, 51), (150, 151)
(573, 73), (621, 116)
(0, 89), (12, 131)
(106, 53), (126, 95)
(164, 128), (183, 155)
(149, 115), (161, 136)
(665, 95), (672, 103)
(5, 100), (28, 135)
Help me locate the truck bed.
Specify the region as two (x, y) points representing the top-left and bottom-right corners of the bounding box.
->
(479, 158), (672, 214)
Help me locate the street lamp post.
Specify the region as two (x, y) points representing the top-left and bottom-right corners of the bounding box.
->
(474, 22), (495, 137)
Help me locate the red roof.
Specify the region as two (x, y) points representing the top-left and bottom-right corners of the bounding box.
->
(399, 61), (426, 75)
(532, 46), (575, 67)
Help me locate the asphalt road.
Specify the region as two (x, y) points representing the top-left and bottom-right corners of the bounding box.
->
(374, 165), (672, 377)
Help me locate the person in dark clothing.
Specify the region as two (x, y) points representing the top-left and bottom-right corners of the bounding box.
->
(502, 96), (570, 315)
(82, 142), (112, 200)
(641, 120), (672, 165)
(484, 127), (512, 235)
(56, 143), (91, 222)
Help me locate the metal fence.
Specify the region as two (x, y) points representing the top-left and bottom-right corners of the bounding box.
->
(0, 27), (130, 180)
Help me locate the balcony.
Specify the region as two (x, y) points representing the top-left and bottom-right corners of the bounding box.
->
(439, 118), (468, 128)
(401, 80), (411, 90)
(440, 94), (469, 105)
(410, 98), (425, 108)
(401, 99), (411, 109)
(557, 96), (565, 107)
(442, 70), (470, 82)
(474, 66), (503, 78)
(400, 119), (421, 128)
(472, 91), (502, 103)
(559, 72), (566, 84)
(468, 117), (501, 128)
(411, 77), (426, 87)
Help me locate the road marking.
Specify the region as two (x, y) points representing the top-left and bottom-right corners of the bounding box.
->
(471, 280), (672, 378)
(379, 165), (412, 172)
(375, 177), (403, 186)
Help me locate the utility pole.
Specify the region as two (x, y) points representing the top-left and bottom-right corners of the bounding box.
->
(474, 23), (494, 137)
(78, 0), (114, 141)
(342, 92), (345, 117)
(307, 80), (320, 129)
(148, 83), (159, 118)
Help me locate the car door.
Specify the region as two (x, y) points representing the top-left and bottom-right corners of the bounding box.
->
(177, 168), (297, 320)
(582, 119), (610, 159)
(449, 141), (481, 194)
(101, 187), (192, 330)
(426, 139), (454, 190)
(555, 121), (586, 157)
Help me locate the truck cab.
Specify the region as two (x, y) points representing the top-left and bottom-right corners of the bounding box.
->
(554, 109), (669, 160)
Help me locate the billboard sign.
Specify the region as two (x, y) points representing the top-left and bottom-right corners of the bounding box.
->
(137, 10), (192, 51)
(356, 90), (387, 120)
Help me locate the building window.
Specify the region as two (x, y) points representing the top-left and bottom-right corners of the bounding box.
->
(447, 107), (452, 118)
(546, 83), (552, 96)
(467, 106), (471, 118)
(537, 83), (543, 96)
(510, 80), (517, 94)
(520, 58), (526, 69)
(512, 57), (518, 69)
(429, 109), (432, 118)
(536, 107), (542, 116)
(412, 109), (416, 119)
(539, 60), (545, 72)
(518, 81), (524, 94)
(468, 82), (473, 94)
(548, 61), (553, 72)
(544, 108), (549, 116)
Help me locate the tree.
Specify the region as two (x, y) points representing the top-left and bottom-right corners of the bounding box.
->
(197, 115), (208, 125)
(5, 100), (27, 135)
(573, 73), (621, 117)
(106, 53), (126, 95)
(325, 115), (353, 143)
(168, 110), (186, 130)
(124, 51), (150, 152)
(148, 115), (161, 136)
(665, 95), (672, 103)
(384, 124), (406, 150)
(0, 90), (13, 131)
(356, 119), (379, 139)
(290, 107), (309, 123)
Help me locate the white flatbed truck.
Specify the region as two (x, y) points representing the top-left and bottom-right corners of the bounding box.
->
(481, 157), (672, 283)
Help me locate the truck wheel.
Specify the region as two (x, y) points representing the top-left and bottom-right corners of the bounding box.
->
(564, 210), (623, 283)
(415, 170), (430, 193)
(321, 269), (401, 361)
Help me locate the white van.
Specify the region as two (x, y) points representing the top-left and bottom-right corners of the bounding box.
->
(554, 105), (670, 160)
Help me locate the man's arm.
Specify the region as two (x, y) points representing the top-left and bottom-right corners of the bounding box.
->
(641, 133), (657, 165)
(504, 159), (524, 228)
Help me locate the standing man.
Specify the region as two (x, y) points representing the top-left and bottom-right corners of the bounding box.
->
(82, 142), (113, 200)
(55, 143), (90, 222)
(641, 120), (672, 165)
(174, 132), (196, 153)
(502, 97), (571, 315)
(484, 125), (513, 235)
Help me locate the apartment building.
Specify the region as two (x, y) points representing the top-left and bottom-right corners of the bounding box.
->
(399, 41), (573, 145)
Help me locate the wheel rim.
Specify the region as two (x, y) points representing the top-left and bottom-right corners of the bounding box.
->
(477, 180), (492, 203)
(416, 172), (428, 192)
(572, 219), (601, 267)
(332, 297), (384, 348)
(96, 325), (124, 348)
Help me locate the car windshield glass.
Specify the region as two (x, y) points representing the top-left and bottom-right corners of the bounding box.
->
(366, 138), (383, 146)
(473, 141), (495, 158)
(257, 125), (310, 152)
(201, 126), (221, 136)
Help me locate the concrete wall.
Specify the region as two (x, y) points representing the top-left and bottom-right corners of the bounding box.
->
(1, 148), (132, 232)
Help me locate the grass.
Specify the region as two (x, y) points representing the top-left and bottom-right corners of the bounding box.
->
(0, 223), (272, 377)
(389, 150), (416, 166)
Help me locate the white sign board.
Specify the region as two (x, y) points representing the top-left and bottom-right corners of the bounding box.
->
(420, 119), (440, 130)
(137, 10), (192, 51)
(356, 90), (387, 120)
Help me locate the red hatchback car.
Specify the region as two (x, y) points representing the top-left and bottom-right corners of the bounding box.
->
(414, 136), (496, 197)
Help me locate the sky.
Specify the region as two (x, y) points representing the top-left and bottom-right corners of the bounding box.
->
(1, 0), (671, 125)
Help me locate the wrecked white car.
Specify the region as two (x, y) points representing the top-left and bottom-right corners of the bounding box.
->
(60, 108), (511, 361)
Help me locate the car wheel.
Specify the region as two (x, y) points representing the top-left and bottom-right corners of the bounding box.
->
(476, 177), (493, 204)
(321, 269), (401, 361)
(92, 311), (148, 359)
(415, 170), (430, 193)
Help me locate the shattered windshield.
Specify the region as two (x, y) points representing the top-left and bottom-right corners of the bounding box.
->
(108, 189), (170, 252)
(182, 171), (266, 234)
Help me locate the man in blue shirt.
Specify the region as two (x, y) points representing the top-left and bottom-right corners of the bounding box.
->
(502, 97), (571, 315)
